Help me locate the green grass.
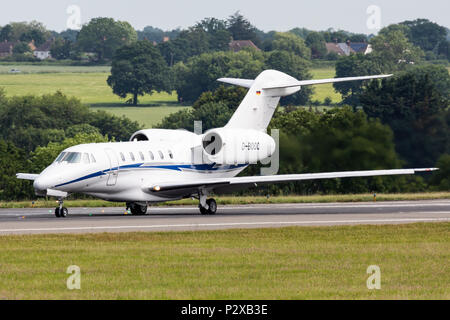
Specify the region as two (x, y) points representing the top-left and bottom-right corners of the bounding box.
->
(2, 192), (449, 209)
(0, 65), (342, 128)
(0, 222), (448, 299)
(310, 67), (342, 104)
(90, 106), (190, 128)
(0, 72), (178, 105)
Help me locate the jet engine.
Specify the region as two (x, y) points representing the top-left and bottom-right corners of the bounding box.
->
(201, 128), (275, 165)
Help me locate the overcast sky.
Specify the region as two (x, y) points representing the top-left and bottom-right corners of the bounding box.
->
(1, 0), (448, 34)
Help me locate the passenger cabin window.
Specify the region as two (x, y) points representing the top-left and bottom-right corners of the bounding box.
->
(139, 151), (145, 161)
(149, 151), (154, 160)
(90, 154), (96, 163)
(129, 152), (135, 161)
(82, 153), (90, 164)
(120, 152), (125, 162)
(158, 150), (164, 159)
(168, 150), (173, 159)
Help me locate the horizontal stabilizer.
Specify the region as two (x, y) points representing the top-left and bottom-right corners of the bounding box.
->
(16, 173), (39, 181)
(263, 74), (392, 90)
(217, 78), (254, 88)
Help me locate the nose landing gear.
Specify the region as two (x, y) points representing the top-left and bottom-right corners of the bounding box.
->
(127, 202), (148, 215)
(55, 198), (68, 218)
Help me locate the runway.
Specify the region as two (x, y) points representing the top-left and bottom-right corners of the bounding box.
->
(0, 200), (449, 235)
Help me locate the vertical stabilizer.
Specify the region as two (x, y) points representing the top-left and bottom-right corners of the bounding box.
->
(224, 70), (300, 131)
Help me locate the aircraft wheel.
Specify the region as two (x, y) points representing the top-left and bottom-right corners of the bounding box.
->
(206, 198), (217, 215)
(199, 205), (208, 215)
(55, 207), (61, 218)
(130, 203), (147, 215)
(60, 207), (68, 218)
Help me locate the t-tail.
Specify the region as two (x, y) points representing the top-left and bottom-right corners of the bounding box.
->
(218, 70), (392, 131)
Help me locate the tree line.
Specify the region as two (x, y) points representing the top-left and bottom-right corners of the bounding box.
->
(1, 14), (448, 63)
(0, 90), (141, 200)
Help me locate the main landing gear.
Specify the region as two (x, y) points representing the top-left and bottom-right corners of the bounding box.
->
(198, 191), (217, 215)
(127, 202), (148, 215)
(55, 198), (68, 218)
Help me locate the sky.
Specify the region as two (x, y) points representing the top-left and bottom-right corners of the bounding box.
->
(0, 0), (448, 34)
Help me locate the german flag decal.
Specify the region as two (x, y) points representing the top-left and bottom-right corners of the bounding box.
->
(256, 90), (261, 95)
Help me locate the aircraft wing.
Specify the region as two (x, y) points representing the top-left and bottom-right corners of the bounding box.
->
(145, 168), (437, 196)
(16, 173), (39, 181)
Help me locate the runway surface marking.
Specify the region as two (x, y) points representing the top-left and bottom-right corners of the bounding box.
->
(0, 200), (449, 234)
(0, 217), (449, 233)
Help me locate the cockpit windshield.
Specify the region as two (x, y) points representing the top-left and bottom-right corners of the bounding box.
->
(54, 152), (96, 164)
(59, 152), (82, 163)
(54, 152), (67, 163)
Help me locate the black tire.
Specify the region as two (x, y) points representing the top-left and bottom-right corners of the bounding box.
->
(199, 205), (208, 215)
(60, 207), (68, 218)
(55, 207), (61, 218)
(206, 198), (217, 215)
(130, 203), (147, 215)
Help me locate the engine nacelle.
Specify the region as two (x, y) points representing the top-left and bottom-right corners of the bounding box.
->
(201, 128), (275, 165)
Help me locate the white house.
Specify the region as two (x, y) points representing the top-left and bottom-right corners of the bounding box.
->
(33, 40), (53, 60)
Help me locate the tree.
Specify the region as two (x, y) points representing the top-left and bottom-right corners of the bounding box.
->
(429, 154), (450, 191)
(0, 140), (33, 200)
(158, 28), (211, 66)
(7, 21), (50, 44)
(334, 28), (424, 106)
(271, 32), (311, 59)
(107, 41), (170, 105)
(50, 38), (73, 60)
(173, 50), (265, 103)
(157, 85), (248, 131)
(370, 28), (424, 70)
(19, 28), (46, 46)
(400, 19), (447, 52)
(305, 32), (327, 59)
(269, 107), (404, 194)
(0, 24), (12, 42)
(265, 50), (313, 105)
(77, 17), (137, 61)
(360, 66), (449, 167)
(12, 42), (31, 55)
(195, 18), (232, 51)
(0, 91), (141, 151)
(227, 12), (261, 46)
(137, 26), (181, 43)
(334, 53), (385, 105)
(58, 29), (79, 42)
(289, 28), (311, 39)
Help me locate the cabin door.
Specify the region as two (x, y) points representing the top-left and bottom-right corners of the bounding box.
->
(104, 148), (119, 186)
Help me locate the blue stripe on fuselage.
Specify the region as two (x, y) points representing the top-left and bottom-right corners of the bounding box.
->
(54, 163), (247, 187)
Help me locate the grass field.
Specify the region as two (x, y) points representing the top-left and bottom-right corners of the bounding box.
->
(310, 67), (342, 104)
(0, 222), (448, 299)
(90, 105), (190, 127)
(0, 64), (342, 127)
(2, 192), (449, 208)
(0, 72), (177, 105)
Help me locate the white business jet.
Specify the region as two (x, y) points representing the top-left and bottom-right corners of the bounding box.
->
(17, 70), (437, 217)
